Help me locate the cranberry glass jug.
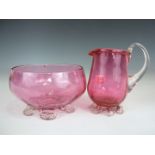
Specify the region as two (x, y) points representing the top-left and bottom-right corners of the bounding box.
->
(88, 43), (150, 115)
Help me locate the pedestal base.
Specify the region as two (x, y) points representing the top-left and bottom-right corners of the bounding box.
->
(23, 104), (75, 120)
(89, 104), (124, 116)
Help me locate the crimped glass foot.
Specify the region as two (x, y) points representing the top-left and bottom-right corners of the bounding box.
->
(89, 104), (124, 116)
(23, 105), (35, 116)
(59, 105), (75, 113)
(23, 104), (75, 120)
(39, 110), (56, 120)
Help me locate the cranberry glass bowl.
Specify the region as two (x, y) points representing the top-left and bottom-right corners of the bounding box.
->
(9, 64), (86, 120)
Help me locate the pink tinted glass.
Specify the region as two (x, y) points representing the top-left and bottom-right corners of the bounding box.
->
(10, 64), (86, 110)
(88, 48), (130, 107)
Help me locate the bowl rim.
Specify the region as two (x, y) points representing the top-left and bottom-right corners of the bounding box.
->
(10, 64), (84, 74)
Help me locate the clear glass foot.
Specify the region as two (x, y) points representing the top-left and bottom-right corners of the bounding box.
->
(23, 105), (35, 116)
(59, 105), (75, 113)
(104, 110), (115, 116)
(89, 104), (104, 114)
(90, 104), (124, 116)
(22, 104), (75, 120)
(39, 110), (56, 120)
(116, 106), (124, 114)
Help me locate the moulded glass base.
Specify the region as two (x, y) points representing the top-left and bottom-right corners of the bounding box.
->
(89, 104), (124, 116)
(23, 104), (75, 120)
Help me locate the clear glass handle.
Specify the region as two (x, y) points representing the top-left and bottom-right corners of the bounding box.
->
(127, 42), (150, 92)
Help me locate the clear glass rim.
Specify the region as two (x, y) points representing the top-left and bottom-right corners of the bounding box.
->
(11, 64), (84, 74)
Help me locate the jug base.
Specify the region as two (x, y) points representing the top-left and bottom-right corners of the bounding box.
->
(89, 104), (124, 116)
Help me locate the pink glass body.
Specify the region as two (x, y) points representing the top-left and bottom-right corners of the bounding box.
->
(10, 65), (86, 110)
(87, 48), (130, 107)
